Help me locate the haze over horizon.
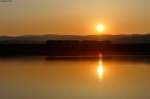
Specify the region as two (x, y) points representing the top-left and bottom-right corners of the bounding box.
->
(0, 0), (150, 35)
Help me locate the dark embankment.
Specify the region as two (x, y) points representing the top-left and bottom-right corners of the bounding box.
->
(0, 40), (150, 57)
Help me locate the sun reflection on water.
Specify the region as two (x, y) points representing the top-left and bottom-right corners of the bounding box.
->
(97, 58), (104, 80)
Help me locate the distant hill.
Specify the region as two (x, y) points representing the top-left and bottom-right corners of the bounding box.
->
(0, 34), (150, 44)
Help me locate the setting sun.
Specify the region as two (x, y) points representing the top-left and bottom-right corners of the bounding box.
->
(96, 24), (105, 33)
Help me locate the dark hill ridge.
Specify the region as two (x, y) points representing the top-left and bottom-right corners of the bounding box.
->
(0, 34), (150, 44)
(0, 34), (150, 56)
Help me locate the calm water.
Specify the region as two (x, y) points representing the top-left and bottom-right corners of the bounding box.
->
(0, 56), (150, 99)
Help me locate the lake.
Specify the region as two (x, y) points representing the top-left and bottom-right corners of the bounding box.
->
(0, 56), (150, 99)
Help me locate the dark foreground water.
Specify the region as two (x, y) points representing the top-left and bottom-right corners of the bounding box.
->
(0, 56), (150, 99)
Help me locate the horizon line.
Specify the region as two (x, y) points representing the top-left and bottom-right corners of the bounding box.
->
(0, 33), (150, 37)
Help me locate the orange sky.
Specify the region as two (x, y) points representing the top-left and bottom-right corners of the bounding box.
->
(0, 0), (150, 35)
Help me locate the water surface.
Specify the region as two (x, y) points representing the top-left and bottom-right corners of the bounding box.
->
(0, 56), (150, 99)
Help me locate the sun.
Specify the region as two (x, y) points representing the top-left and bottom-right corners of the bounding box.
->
(96, 24), (105, 33)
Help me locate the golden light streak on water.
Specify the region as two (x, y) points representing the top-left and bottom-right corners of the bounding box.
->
(97, 58), (104, 80)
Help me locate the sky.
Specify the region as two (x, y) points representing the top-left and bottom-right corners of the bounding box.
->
(0, 0), (150, 35)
